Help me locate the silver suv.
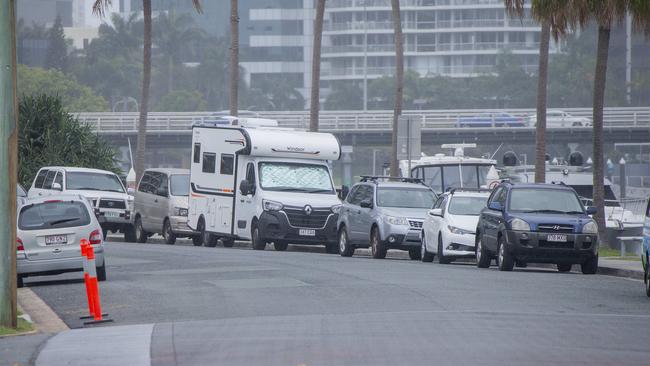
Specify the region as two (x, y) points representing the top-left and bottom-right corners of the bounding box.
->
(337, 176), (437, 259)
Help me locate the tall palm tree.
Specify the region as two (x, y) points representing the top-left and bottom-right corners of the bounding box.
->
(389, 0), (404, 177)
(309, 0), (326, 132)
(93, 0), (201, 181)
(230, 0), (239, 116)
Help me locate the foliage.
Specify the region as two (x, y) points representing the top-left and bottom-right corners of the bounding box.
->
(18, 95), (119, 187)
(325, 82), (363, 110)
(45, 16), (68, 72)
(18, 64), (109, 111)
(154, 90), (207, 111)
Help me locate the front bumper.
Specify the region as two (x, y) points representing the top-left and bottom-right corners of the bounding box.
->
(96, 208), (133, 225)
(381, 224), (422, 249)
(169, 215), (198, 236)
(259, 211), (338, 245)
(505, 230), (598, 264)
(17, 247), (105, 277)
(441, 231), (476, 257)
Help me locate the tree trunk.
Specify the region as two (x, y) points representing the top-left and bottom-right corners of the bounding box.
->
(229, 0), (239, 116)
(135, 0), (152, 182)
(534, 22), (550, 184)
(592, 25), (610, 244)
(389, 0), (403, 177)
(0, 0), (18, 329)
(309, 0), (326, 132)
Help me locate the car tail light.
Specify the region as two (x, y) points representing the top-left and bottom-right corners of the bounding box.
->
(89, 229), (102, 245)
(17, 238), (24, 251)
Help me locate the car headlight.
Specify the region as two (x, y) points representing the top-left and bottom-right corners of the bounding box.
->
(510, 218), (531, 231)
(582, 220), (598, 234)
(175, 207), (188, 217)
(447, 225), (473, 235)
(385, 216), (408, 226)
(331, 204), (342, 214)
(262, 199), (283, 212)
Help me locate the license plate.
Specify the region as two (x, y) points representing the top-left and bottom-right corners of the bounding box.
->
(299, 229), (316, 237)
(45, 235), (67, 245)
(104, 211), (120, 218)
(547, 234), (567, 242)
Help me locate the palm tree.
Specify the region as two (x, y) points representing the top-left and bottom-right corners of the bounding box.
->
(93, 0), (201, 181)
(389, 0), (404, 177)
(230, 0), (239, 116)
(309, 0), (326, 132)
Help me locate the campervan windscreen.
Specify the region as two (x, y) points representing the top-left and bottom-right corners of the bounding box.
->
(418, 164), (492, 193)
(259, 162), (334, 194)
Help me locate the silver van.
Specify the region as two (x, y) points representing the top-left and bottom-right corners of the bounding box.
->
(133, 168), (199, 245)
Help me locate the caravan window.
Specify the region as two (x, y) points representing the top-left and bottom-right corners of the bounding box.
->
(258, 162), (334, 194)
(202, 153), (216, 173)
(193, 143), (201, 164)
(220, 154), (234, 175)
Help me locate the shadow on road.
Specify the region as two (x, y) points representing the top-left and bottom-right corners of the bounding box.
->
(25, 277), (85, 287)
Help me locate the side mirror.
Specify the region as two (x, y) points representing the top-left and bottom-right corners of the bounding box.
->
(488, 201), (503, 211)
(52, 182), (62, 191)
(428, 208), (443, 217)
(239, 180), (251, 196)
(127, 187), (135, 195)
(586, 206), (597, 215)
(360, 200), (373, 209)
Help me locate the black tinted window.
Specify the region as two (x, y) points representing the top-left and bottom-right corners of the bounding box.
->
(54, 172), (63, 187)
(43, 170), (56, 189)
(203, 153), (216, 173)
(139, 172), (152, 193)
(34, 170), (48, 188)
(220, 154), (234, 175)
(157, 174), (169, 196)
(193, 143), (201, 164)
(19, 201), (91, 230)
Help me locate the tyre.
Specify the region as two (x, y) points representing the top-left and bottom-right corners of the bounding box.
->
(191, 235), (203, 247)
(496, 236), (514, 271)
(421, 235), (434, 263)
(17, 275), (24, 289)
(251, 223), (266, 250)
(123, 224), (137, 243)
(97, 263), (107, 281)
(437, 235), (452, 264)
(274, 241), (288, 251)
(134, 217), (148, 243)
(338, 228), (354, 257)
(370, 227), (386, 259)
(408, 248), (421, 260)
(162, 219), (176, 245)
(581, 254), (598, 275)
(557, 263), (572, 273)
(221, 238), (235, 248)
(102, 228), (109, 241)
(199, 219), (217, 248)
(475, 234), (491, 268)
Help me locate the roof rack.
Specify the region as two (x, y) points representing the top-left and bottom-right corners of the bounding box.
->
(359, 175), (425, 185)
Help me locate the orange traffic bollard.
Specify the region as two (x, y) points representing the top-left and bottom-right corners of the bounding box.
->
(79, 239), (112, 326)
(80, 241), (95, 318)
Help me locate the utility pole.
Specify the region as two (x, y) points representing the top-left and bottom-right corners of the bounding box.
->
(0, 0), (18, 329)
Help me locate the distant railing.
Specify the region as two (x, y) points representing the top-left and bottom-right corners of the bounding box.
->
(324, 19), (537, 32)
(74, 107), (650, 134)
(327, 0), (508, 9)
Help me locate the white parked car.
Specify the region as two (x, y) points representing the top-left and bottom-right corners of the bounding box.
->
(28, 167), (136, 242)
(420, 190), (490, 264)
(529, 110), (592, 128)
(17, 195), (106, 288)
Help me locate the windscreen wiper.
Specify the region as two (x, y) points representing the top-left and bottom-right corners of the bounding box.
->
(49, 217), (80, 226)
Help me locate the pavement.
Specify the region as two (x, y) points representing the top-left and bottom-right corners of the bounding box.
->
(2, 239), (649, 366)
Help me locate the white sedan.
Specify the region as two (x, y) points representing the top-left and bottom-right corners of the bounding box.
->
(529, 110), (592, 128)
(420, 190), (489, 264)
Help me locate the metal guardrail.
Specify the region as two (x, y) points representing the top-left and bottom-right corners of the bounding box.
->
(74, 107), (650, 134)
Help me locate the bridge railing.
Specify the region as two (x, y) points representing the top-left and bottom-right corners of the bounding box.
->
(74, 107), (650, 133)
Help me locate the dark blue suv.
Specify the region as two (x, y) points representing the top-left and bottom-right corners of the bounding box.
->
(475, 182), (599, 274)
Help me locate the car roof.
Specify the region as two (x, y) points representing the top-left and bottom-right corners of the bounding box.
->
(448, 191), (491, 198)
(358, 181), (431, 189)
(506, 182), (575, 191)
(40, 166), (117, 175)
(144, 168), (189, 175)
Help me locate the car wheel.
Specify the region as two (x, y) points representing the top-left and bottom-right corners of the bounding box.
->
(438, 235), (452, 264)
(17, 275), (24, 288)
(572, 122), (582, 127)
(475, 234), (491, 268)
(102, 228), (109, 241)
(497, 236), (514, 271)
(557, 263), (572, 273)
(124, 225), (136, 243)
(251, 223), (266, 250)
(220, 238), (235, 248)
(134, 217), (148, 243)
(274, 241), (288, 251)
(339, 228), (354, 257)
(191, 235), (203, 247)
(408, 248), (421, 260)
(370, 227), (386, 259)
(581, 254), (598, 275)
(163, 219), (176, 245)
(421, 235), (434, 263)
(97, 263), (107, 281)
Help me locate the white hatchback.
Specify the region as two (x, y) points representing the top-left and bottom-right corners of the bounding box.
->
(17, 195), (106, 288)
(420, 190), (489, 264)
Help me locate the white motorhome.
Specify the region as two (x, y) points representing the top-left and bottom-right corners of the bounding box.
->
(189, 118), (342, 252)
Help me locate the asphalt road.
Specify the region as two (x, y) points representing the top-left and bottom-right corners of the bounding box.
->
(26, 239), (650, 365)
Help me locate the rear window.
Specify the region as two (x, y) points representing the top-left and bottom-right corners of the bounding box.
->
(19, 201), (91, 231)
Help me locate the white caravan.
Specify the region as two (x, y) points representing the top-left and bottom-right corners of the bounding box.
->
(188, 119), (342, 252)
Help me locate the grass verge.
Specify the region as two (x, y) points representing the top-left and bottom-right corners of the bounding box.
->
(0, 311), (35, 337)
(599, 246), (641, 261)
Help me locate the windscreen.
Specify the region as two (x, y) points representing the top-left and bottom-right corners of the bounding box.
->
(19, 201), (91, 230)
(17, 184), (26, 197)
(509, 188), (584, 213)
(377, 188), (436, 209)
(170, 174), (190, 196)
(66, 172), (125, 193)
(448, 196), (488, 215)
(259, 162), (334, 193)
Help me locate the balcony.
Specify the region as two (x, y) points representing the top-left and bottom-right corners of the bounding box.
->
(322, 42), (540, 55)
(327, 0), (506, 9)
(324, 19), (538, 32)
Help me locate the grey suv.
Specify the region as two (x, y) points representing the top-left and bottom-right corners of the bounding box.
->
(337, 176), (437, 259)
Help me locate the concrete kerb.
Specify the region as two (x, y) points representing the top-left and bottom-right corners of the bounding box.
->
(17, 288), (69, 333)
